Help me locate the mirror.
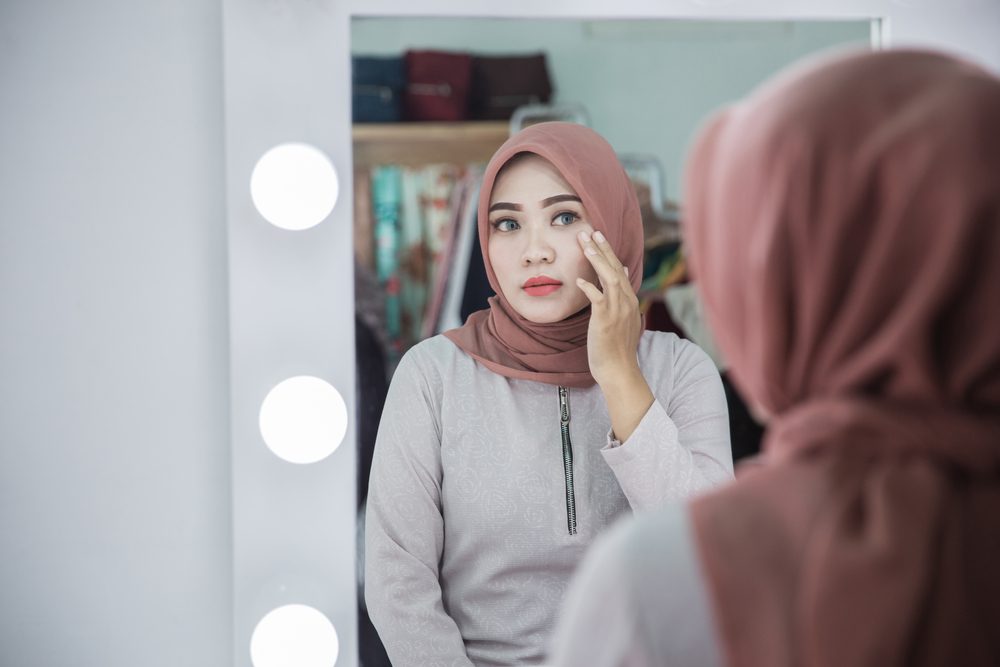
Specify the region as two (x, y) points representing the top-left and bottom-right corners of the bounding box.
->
(349, 16), (874, 665)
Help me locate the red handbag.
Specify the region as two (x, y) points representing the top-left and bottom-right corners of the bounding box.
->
(403, 50), (473, 122)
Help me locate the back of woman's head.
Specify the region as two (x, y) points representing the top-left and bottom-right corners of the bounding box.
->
(684, 49), (1000, 433)
(683, 50), (1000, 667)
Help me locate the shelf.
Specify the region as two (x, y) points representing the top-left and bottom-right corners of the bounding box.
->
(352, 121), (510, 169)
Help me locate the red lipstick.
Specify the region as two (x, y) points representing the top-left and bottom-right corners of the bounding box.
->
(522, 275), (562, 297)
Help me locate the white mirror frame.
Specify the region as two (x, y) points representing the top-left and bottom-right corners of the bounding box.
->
(221, 1), (1000, 665)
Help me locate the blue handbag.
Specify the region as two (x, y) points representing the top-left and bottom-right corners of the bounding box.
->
(352, 56), (405, 123)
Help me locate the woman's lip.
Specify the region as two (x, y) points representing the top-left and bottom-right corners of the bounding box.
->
(522, 276), (562, 288)
(523, 284), (562, 296)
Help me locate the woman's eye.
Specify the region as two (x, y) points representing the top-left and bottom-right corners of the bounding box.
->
(492, 219), (519, 232)
(554, 211), (579, 226)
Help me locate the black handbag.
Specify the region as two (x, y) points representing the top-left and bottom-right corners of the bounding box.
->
(470, 53), (553, 120)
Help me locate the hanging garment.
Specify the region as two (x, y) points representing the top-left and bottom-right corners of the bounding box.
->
(421, 164), (461, 308)
(353, 167), (375, 272)
(399, 167), (429, 346)
(436, 174), (486, 333)
(422, 168), (479, 339)
(372, 165), (403, 368)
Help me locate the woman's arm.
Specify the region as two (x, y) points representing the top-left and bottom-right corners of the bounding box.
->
(576, 230), (733, 509)
(601, 342), (734, 509)
(575, 230), (653, 443)
(364, 349), (474, 667)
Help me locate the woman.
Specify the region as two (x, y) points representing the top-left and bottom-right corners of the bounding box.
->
(550, 49), (1000, 666)
(365, 122), (734, 666)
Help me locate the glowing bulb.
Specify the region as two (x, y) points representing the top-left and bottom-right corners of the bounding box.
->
(259, 376), (347, 464)
(250, 604), (339, 667)
(250, 143), (339, 230)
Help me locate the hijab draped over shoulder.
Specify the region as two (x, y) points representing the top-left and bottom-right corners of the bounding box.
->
(684, 49), (1000, 666)
(444, 122), (643, 388)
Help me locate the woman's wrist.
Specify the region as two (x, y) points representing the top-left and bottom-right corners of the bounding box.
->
(595, 359), (645, 393)
(599, 365), (655, 443)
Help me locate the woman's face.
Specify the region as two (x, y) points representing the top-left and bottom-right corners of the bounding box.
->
(487, 154), (598, 324)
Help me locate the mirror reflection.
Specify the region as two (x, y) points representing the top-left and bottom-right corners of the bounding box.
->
(350, 17), (872, 666)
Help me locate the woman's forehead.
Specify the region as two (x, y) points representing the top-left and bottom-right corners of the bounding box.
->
(490, 153), (577, 203)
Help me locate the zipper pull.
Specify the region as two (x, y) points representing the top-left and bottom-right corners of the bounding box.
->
(558, 386), (570, 423)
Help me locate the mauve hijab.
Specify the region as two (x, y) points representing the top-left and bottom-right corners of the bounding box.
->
(684, 50), (1000, 666)
(444, 122), (644, 388)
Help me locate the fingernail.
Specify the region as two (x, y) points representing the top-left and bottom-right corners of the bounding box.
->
(584, 246), (597, 256)
(578, 231), (590, 242)
(593, 231), (606, 243)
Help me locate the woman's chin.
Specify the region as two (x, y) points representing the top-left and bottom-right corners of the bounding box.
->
(515, 302), (591, 325)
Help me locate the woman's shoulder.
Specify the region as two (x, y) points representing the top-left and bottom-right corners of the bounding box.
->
(638, 329), (713, 365)
(638, 330), (721, 386)
(403, 334), (460, 361)
(395, 335), (452, 372)
(638, 328), (682, 353)
(394, 334), (473, 380)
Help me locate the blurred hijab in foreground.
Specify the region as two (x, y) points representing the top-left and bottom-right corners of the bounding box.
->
(685, 49), (1000, 666)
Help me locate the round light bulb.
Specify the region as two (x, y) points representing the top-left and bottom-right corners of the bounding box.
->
(250, 143), (339, 230)
(250, 604), (339, 667)
(259, 376), (348, 464)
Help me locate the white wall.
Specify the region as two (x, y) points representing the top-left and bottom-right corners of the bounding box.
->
(351, 18), (871, 199)
(0, 2), (232, 666)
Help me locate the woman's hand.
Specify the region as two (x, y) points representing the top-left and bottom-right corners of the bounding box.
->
(576, 230), (643, 386)
(576, 230), (654, 442)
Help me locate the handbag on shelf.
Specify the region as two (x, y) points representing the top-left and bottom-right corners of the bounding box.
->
(403, 50), (473, 122)
(352, 55), (406, 123)
(470, 53), (553, 121)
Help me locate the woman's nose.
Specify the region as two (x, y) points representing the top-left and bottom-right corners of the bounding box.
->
(521, 227), (555, 265)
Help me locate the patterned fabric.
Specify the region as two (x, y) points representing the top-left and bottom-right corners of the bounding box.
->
(372, 164), (463, 366)
(365, 330), (733, 666)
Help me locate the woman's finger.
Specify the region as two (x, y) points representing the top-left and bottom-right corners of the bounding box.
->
(586, 230), (633, 300)
(591, 230), (626, 272)
(578, 232), (623, 301)
(575, 277), (606, 306)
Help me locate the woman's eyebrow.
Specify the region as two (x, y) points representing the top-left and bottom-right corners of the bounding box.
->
(541, 194), (582, 207)
(489, 202), (522, 213)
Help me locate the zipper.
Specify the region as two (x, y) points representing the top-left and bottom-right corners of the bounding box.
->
(558, 386), (578, 536)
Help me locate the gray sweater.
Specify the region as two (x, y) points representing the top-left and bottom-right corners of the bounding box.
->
(365, 331), (733, 666)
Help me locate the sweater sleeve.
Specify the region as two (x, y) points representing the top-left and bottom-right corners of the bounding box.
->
(364, 348), (474, 667)
(601, 338), (734, 510)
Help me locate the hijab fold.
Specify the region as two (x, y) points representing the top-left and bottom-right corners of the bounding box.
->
(684, 49), (1000, 666)
(444, 122), (643, 388)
